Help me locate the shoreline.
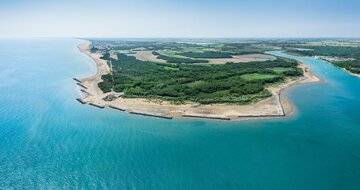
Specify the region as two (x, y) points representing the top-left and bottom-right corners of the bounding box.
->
(314, 57), (360, 78)
(342, 68), (360, 78)
(76, 41), (321, 121)
(295, 55), (360, 78)
(319, 59), (360, 78)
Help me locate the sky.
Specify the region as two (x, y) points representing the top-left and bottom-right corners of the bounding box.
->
(0, 0), (359, 38)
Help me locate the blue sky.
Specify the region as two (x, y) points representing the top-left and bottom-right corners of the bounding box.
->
(0, 0), (359, 38)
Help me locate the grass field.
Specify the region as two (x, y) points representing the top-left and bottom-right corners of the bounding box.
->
(164, 66), (180, 71)
(241, 74), (280, 80)
(272, 68), (291, 74)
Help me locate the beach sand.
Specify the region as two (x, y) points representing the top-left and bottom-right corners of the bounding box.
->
(77, 42), (321, 120)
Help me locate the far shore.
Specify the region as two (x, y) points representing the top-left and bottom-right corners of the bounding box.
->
(314, 57), (360, 78)
(76, 41), (321, 121)
(288, 52), (360, 78)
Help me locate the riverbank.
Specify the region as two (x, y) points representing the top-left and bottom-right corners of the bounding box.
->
(315, 57), (360, 78)
(289, 53), (360, 79)
(342, 68), (360, 78)
(77, 42), (321, 120)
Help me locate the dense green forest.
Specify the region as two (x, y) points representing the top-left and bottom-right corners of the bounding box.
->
(333, 61), (360, 74)
(98, 53), (302, 104)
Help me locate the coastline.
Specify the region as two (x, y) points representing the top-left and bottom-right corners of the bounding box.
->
(77, 41), (321, 120)
(342, 68), (360, 78)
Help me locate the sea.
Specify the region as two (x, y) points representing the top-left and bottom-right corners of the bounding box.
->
(0, 39), (359, 189)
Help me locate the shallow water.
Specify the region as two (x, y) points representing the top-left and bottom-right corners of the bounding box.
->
(0, 39), (359, 189)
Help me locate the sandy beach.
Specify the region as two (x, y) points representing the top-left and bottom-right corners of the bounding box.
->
(77, 41), (321, 120)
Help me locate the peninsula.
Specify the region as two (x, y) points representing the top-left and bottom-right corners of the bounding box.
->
(76, 39), (320, 120)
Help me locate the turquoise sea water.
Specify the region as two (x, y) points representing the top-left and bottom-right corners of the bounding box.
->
(0, 39), (359, 189)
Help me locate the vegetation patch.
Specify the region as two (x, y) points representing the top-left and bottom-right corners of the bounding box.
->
(333, 61), (360, 74)
(164, 66), (180, 71)
(272, 68), (291, 74)
(98, 53), (302, 104)
(241, 74), (280, 80)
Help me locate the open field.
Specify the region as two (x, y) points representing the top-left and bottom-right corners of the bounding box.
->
(126, 50), (276, 65)
(241, 74), (279, 80)
(128, 50), (167, 63)
(206, 54), (276, 64)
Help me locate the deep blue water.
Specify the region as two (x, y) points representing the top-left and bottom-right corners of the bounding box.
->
(0, 39), (359, 190)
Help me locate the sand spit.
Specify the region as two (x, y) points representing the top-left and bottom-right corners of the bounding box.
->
(76, 42), (321, 121)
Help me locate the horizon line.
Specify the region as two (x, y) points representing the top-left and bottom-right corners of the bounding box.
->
(1, 36), (360, 40)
